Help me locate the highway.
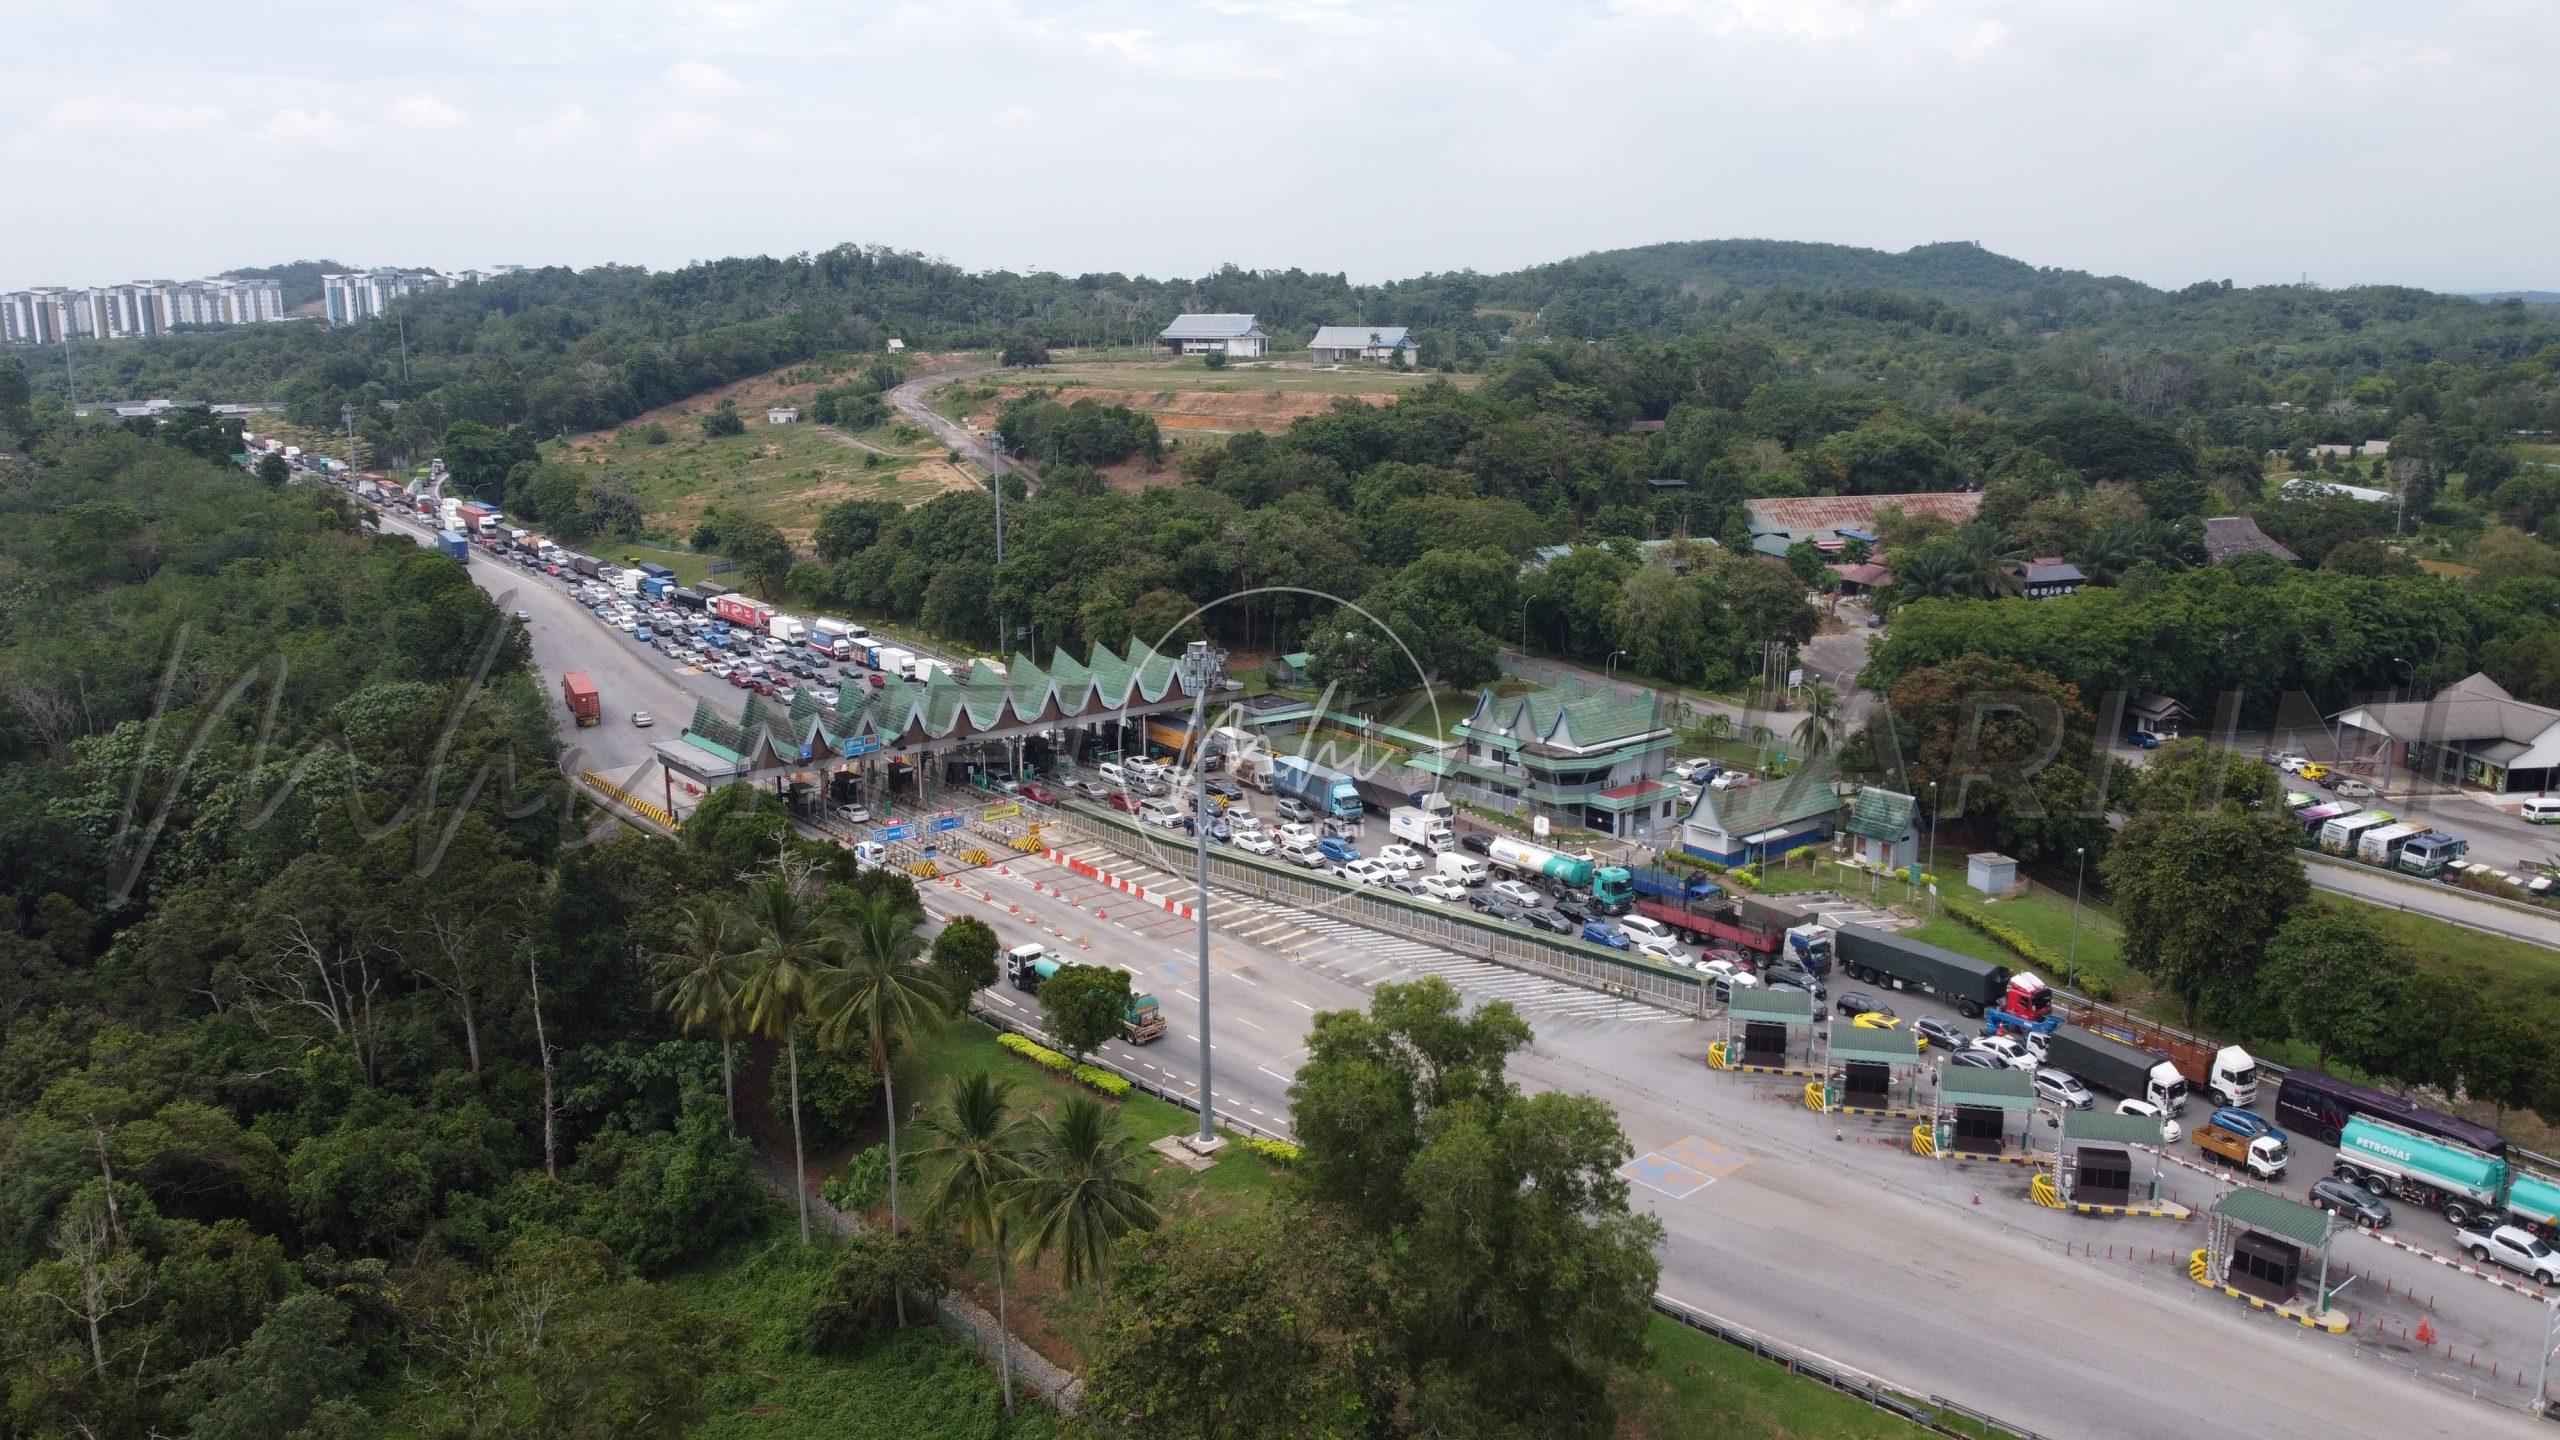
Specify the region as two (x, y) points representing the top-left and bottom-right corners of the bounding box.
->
(360, 485), (2552, 1436)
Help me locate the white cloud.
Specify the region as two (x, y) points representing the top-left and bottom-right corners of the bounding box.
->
(260, 108), (359, 145)
(32, 95), (227, 138)
(663, 59), (741, 100)
(388, 94), (469, 130)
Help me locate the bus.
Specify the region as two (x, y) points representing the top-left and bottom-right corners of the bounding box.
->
(2273, 1067), (2507, 1153)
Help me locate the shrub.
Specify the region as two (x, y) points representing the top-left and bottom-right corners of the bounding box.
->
(1074, 1065), (1131, 1099)
(821, 1144), (896, 1213)
(1941, 897), (2064, 972)
(801, 1231), (959, 1354)
(774, 1035), (879, 1152)
(997, 1031), (1074, 1074)
(1239, 1136), (1301, 1166)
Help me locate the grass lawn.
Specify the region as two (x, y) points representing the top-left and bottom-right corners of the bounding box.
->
(547, 422), (973, 545)
(1738, 853), (2137, 997)
(1624, 1315), (1935, 1438)
(598, 539), (718, 586)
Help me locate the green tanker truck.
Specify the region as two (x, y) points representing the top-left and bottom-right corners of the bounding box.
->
(2331, 1115), (2560, 1230)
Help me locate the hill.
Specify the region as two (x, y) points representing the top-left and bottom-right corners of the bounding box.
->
(214, 257), (347, 310)
(1571, 238), (2154, 306)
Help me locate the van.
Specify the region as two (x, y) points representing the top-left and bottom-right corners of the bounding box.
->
(1097, 762), (1129, 790)
(1618, 915), (1677, 947)
(2525, 799), (2560, 825)
(1138, 800), (1189, 831)
(1436, 853), (1489, 886)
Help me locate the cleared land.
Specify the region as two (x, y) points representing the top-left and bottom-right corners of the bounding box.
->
(952, 354), (1471, 443)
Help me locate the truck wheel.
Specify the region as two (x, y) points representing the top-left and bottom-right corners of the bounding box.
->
(1957, 1001), (1982, 1019)
(2359, 1174), (2389, 1196)
(2447, 1204), (2474, 1227)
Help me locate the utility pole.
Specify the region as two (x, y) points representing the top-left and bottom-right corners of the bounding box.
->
(341, 402), (357, 475)
(2067, 846), (2087, 990)
(1191, 741), (1218, 1150)
(991, 434), (1006, 654)
(396, 312), (410, 386)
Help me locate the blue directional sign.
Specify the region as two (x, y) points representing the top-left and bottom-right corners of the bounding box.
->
(928, 812), (965, 834)
(873, 823), (915, 843)
(840, 736), (882, 758)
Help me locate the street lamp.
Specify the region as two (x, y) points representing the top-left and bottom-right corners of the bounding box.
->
(1926, 780), (1940, 879)
(2067, 846), (2087, 990)
(1605, 649), (1627, 680)
(1190, 742), (1218, 1152)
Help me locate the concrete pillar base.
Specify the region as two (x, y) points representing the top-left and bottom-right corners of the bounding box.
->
(1180, 1131), (1230, 1158)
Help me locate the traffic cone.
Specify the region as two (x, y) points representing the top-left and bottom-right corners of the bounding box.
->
(2415, 1317), (2436, 1347)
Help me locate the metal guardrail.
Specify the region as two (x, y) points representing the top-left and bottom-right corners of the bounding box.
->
(1045, 804), (1711, 1015)
(1647, 1294), (2049, 1439)
(966, 1001), (1294, 1145)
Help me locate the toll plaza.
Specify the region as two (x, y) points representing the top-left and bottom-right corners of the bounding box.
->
(1809, 1020), (1925, 1118)
(1916, 1066), (2039, 1162)
(1706, 987), (1821, 1076)
(2033, 1110), (2189, 1220)
(2192, 1189), (2348, 1333)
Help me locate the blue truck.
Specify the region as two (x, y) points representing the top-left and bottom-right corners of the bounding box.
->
(1272, 755), (1365, 821)
(635, 561), (675, 581)
(435, 529), (469, 561)
(638, 575), (672, 600)
(1626, 866), (1721, 906)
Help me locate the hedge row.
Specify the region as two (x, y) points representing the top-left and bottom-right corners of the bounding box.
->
(1239, 1135), (1301, 1167)
(1073, 1064), (1131, 1098)
(996, 1031), (1135, 1098)
(1940, 896), (2061, 973)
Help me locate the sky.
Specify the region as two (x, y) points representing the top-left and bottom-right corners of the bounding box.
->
(3, 0), (2552, 294)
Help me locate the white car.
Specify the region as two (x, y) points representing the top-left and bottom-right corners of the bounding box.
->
(1966, 1034), (2042, 1071)
(1225, 811), (1264, 836)
(1336, 858), (1392, 887)
(1618, 915), (1679, 948)
(1375, 843), (1427, 874)
(1233, 832), (1277, 856)
(1418, 874), (1469, 903)
(2116, 1098), (2182, 1145)
(834, 804), (871, 825)
(1489, 879), (1543, 909)
(1630, 934), (1685, 963)
(2270, 752), (2310, 773)
(1275, 822), (1320, 849)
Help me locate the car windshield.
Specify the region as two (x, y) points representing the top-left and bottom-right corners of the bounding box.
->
(2523, 1236), (2555, 1259)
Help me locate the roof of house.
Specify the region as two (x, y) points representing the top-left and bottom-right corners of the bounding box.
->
(2201, 515), (2299, 565)
(2334, 673), (2560, 770)
(2210, 1188), (2337, 1251)
(1745, 492), (1983, 534)
(1307, 325), (1411, 349)
(2023, 560), (2087, 584)
(1160, 313), (1266, 341)
(1460, 681), (1673, 753)
(1844, 787), (1917, 843)
(1683, 757), (1840, 837)
(1830, 562), (1892, 587)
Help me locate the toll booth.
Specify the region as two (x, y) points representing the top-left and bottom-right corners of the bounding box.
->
(1921, 1066), (2037, 1160)
(2035, 1111), (2187, 1218)
(1816, 1020), (1923, 1117)
(1708, 988), (1819, 1075)
(2197, 1190), (2344, 1330)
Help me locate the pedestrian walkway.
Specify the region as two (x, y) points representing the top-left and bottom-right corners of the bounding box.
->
(1056, 843), (1688, 1028)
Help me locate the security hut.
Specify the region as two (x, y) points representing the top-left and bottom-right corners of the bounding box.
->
(1925, 1065), (2037, 1160)
(1710, 985), (1818, 1075)
(1966, 852), (2020, 898)
(2040, 1110), (2186, 1219)
(2199, 1189), (2345, 1330)
(1820, 1018), (1924, 1117)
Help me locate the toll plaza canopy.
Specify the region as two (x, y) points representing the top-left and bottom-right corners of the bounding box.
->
(2210, 1188), (2339, 1251)
(1729, 988), (1816, 1025)
(1827, 1020), (1921, 1063)
(1938, 1066), (2037, 1111)
(2061, 1111), (2172, 1148)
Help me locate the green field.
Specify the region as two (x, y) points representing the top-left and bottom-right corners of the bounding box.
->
(548, 420), (974, 545)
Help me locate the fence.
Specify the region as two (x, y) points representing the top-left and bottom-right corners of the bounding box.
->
(1647, 1294), (2049, 1439)
(1045, 805), (1709, 1014)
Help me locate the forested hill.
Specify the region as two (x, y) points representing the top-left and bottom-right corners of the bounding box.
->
(1566, 238), (2151, 306)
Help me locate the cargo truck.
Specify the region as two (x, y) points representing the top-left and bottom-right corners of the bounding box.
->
(2332, 1116), (2560, 1230)
(1272, 755), (1366, 822)
(1627, 866), (1722, 906)
(811, 618), (864, 659)
(436, 529), (470, 561)
(1351, 763), (1447, 817)
(768, 613), (810, 644)
(876, 645), (916, 678)
(1832, 925), (2009, 1018)
(569, 555), (603, 579)
(2038, 1025), (2189, 1112)
(561, 671), (600, 727)
(639, 575), (671, 600)
(1485, 836), (1635, 909)
(2195, 1119), (2288, 1180)
(1631, 891), (1833, 973)
(1388, 805), (1454, 852)
(1002, 945), (1165, 1044)
(711, 595), (774, 630)
(635, 562), (675, 580)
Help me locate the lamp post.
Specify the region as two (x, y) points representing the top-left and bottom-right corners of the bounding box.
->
(2384, 655), (2416, 799)
(1190, 742), (1218, 1151)
(1926, 780), (1940, 880)
(1605, 649), (1627, 681)
(1520, 596), (1530, 653)
(2067, 846), (2087, 990)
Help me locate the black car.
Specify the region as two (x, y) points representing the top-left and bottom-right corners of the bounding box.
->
(1520, 907), (1575, 935)
(1947, 1050), (2004, 1070)
(1761, 975), (1830, 1022)
(1205, 778), (1245, 803)
(1381, 878), (1430, 898)
(2308, 1178), (2392, 1230)
(1460, 832), (1492, 856)
(1834, 992), (1893, 1021)
(1471, 896), (1526, 923)
(1552, 894), (1597, 925)
(1913, 1017), (1969, 1052)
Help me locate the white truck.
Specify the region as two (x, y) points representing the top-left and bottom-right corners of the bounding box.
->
(1434, 851), (1489, 886)
(2458, 1223), (2560, 1285)
(875, 645), (915, 677)
(768, 613), (811, 644)
(1389, 805), (1454, 852)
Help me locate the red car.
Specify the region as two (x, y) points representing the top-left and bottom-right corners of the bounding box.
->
(1017, 782), (1058, 806)
(727, 669), (753, 688)
(1106, 792), (1139, 814)
(747, 677), (775, 696)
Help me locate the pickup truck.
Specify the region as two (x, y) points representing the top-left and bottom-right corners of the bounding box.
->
(2194, 1120), (2288, 1180)
(2457, 1223), (2560, 1284)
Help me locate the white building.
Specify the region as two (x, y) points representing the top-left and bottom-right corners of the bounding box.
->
(323, 268), (464, 326)
(1308, 324), (1417, 365)
(765, 406), (801, 424)
(1158, 313), (1269, 358)
(5, 276), (285, 344)
(2, 287), (96, 345)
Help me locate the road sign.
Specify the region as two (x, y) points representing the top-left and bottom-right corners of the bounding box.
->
(1534, 815), (1551, 838)
(929, 813), (965, 833)
(840, 736), (881, 758)
(983, 803), (1021, 821)
(873, 823), (915, 843)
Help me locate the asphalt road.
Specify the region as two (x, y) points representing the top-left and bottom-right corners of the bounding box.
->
(937, 828), (2550, 1438)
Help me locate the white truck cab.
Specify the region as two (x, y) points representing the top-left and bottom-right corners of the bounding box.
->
(2209, 1045), (2259, 1107)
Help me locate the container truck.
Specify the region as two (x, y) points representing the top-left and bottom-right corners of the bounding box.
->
(570, 555), (603, 579)
(1484, 836), (1636, 909)
(711, 595), (774, 630)
(1388, 806), (1454, 852)
(1272, 755), (1366, 822)
(811, 618), (862, 658)
(2332, 1116), (2560, 1230)
(435, 529), (470, 561)
(634, 562), (675, 580)
(1832, 925), (2010, 1018)
(1351, 763), (1447, 817)
(1002, 945), (1165, 1043)
(876, 645), (916, 678)
(560, 671), (600, 727)
(670, 586), (703, 610)
(2038, 1025), (2188, 1112)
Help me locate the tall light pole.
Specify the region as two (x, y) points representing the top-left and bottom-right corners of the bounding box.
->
(1605, 648), (1627, 681)
(1926, 780), (1940, 880)
(341, 402), (357, 475)
(991, 434), (1007, 656)
(2067, 845), (2087, 990)
(1191, 742), (1217, 1150)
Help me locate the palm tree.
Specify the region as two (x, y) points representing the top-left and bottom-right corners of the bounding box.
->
(915, 1073), (1033, 1411)
(1792, 679), (1841, 756)
(1006, 1093), (1160, 1293)
(650, 899), (747, 1136)
(735, 874), (844, 1245)
(807, 889), (947, 1240)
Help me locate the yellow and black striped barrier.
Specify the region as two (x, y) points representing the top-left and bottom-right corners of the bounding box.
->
(1910, 1124), (1938, 1157)
(2188, 1249), (2348, 1332)
(579, 772), (681, 830)
(2031, 1172), (2065, 1208)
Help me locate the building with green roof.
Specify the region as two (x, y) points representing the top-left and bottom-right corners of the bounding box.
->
(1677, 759), (1842, 865)
(1412, 680), (1684, 840)
(1841, 786), (1918, 871)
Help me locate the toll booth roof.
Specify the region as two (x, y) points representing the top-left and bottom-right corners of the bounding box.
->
(1938, 1066), (2037, 1110)
(1730, 988), (1817, 1024)
(1827, 1020), (1921, 1063)
(2210, 1188), (2338, 1251)
(2061, 1111), (2170, 1147)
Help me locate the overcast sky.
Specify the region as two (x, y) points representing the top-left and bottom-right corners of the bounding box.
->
(4, 0), (2550, 293)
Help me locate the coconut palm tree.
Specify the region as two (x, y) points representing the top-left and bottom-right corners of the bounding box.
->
(734, 873), (844, 1245)
(915, 1073), (1033, 1411)
(807, 888), (947, 1239)
(1792, 680), (1841, 757)
(650, 898), (748, 1136)
(1006, 1094), (1160, 1293)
